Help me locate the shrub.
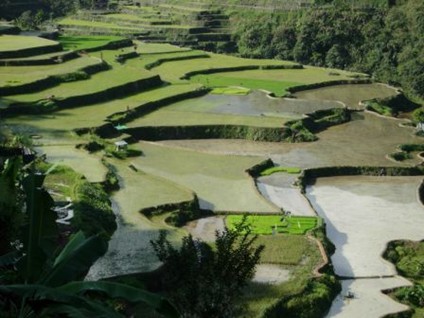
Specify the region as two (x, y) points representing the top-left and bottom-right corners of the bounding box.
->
(72, 182), (116, 238)
(390, 151), (412, 161)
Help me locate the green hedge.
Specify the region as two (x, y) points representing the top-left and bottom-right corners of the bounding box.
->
(181, 64), (302, 80)
(140, 195), (207, 226)
(125, 124), (288, 142)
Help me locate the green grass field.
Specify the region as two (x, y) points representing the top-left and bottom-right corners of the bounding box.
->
(2, 49), (155, 105)
(126, 109), (286, 127)
(0, 35), (59, 52)
(130, 142), (279, 213)
(226, 215), (318, 235)
(0, 55), (103, 87)
(191, 67), (363, 97)
(152, 52), (296, 82)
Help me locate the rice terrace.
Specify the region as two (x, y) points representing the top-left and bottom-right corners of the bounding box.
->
(0, 0), (423, 317)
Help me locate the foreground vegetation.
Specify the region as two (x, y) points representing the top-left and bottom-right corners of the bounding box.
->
(384, 241), (424, 317)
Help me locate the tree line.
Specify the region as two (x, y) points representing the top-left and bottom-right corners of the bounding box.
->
(232, 0), (424, 100)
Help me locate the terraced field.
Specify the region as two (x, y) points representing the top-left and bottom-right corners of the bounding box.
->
(1, 32), (422, 318)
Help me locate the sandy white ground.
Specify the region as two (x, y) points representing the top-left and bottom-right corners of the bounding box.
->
(306, 176), (424, 278)
(326, 277), (411, 318)
(253, 264), (291, 284)
(257, 174), (316, 216)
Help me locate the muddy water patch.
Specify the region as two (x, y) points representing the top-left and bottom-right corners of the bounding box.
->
(158, 112), (421, 167)
(294, 83), (398, 109)
(163, 90), (341, 118)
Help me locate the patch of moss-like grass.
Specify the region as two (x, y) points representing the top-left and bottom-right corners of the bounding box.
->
(210, 86), (251, 95)
(260, 166), (302, 176)
(255, 234), (311, 265)
(365, 100), (394, 116)
(226, 215), (318, 235)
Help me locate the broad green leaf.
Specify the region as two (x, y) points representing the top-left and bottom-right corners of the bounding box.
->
(18, 173), (57, 283)
(59, 281), (179, 317)
(40, 233), (107, 287)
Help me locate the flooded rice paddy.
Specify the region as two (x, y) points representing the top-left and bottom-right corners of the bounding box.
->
(148, 90), (342, 119)
(4, 81), (423, 316)
(294, 83), (398, 109)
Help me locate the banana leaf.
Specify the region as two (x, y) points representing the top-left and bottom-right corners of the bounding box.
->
(18, 173), (57, 283)
(40, 231), (107, 287)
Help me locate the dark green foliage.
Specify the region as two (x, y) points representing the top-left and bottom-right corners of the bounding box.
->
(151, 217), (264, 317)
(232, 0), (424, 99)
(384, 240), (424, 312)
(0, 158), (24, 255)
(126, 125), (288, 142)
(412, 108), (424, 123)
(395, 285), (424, 308)
(390, 151), (412, 161)
(264, 275), (341, 318)
(141, 196), (204, 227)
(400, 144), (424, 153)
(72, 182), (116, 238)
(83, 140), (104, 153)
(299, 166), (424, 191)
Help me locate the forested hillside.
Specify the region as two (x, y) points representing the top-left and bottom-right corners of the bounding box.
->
(1, 0), (422, 99)
(231, 0), (424, 99)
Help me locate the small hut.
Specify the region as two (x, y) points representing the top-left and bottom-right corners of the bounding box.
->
(114, 140), (128, 152)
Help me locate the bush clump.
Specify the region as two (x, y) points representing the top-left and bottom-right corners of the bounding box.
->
(72, 182), (116, 238)
(265, 275), (341, 318)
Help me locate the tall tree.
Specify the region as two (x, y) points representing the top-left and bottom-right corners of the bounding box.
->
(151, 218), (264, 318)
